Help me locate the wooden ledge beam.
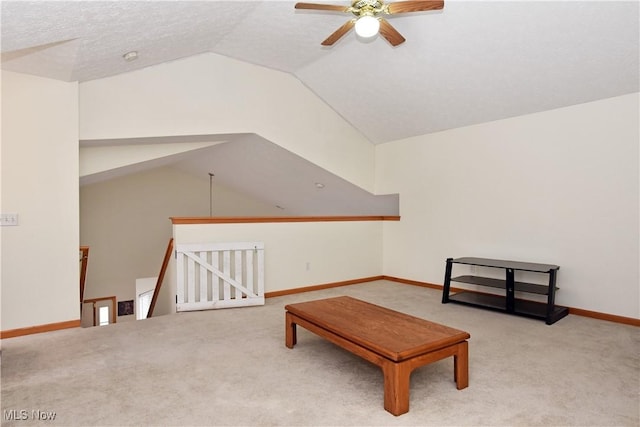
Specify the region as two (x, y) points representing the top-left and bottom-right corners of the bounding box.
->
(171, 216), (400, 224)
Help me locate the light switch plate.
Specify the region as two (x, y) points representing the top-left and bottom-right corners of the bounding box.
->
(0, 213), (19, 226)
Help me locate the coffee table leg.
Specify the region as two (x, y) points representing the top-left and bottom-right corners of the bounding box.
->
(285, 311), (297, 349)
(382, 361), (411, 416)
(454, 341), (469, 389)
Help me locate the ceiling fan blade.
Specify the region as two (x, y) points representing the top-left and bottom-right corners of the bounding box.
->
(378, 18), (406, 46)
(386, 0), (444, 14)
(321, 19), (355, 46)
(295, 2), (350, 12)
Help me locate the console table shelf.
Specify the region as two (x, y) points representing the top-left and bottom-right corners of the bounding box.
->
(449, 275), (555, 295)
(442, 257), (568, 325)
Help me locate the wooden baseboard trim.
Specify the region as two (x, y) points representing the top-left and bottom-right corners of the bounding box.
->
(265, 276), (385, 298)
(382, 276), (467, 293)
(382, 275), (445, 291)
(4, 278), (636, 337)
(1, 319), (81, 339)
(568, 307), (640, 327)
(383, 276), (639, 327)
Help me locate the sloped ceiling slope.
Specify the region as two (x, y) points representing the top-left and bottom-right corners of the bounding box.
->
(169, 135), (400, 216)
(80, 135), (400, 216)
(2, 1), (638, 145)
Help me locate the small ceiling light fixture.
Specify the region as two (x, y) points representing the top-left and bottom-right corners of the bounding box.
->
(314, 182), (325, 189)
(122, 51), (138, 62)
(354, 14), (380, 38)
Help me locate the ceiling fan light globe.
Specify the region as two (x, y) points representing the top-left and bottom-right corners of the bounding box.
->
(355, 15), (380, 38)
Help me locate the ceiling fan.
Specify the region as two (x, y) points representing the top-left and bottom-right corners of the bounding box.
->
(295, 0), (444, 46)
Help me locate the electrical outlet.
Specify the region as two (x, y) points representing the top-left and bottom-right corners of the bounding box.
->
(0, 213), (19, 226)
(305, 262), (311, 271)
(470, 265), (477, 275)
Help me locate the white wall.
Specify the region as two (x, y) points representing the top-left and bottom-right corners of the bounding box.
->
(1, 71), (80, 330)
(79, 53), (375, 193)
(162, 220), (384, 315)
(80, 165), (284, 320)
(376, 94), (639, 318)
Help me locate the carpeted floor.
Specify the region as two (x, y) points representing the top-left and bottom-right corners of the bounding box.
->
(1, 280), (638, 426)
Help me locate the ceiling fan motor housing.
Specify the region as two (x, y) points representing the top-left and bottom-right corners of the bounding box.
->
(351, 0), (385, 16)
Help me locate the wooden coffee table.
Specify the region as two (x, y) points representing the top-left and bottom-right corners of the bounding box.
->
(285, 296), (470, 416)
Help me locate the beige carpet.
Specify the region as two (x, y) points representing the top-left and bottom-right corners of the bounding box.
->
(1, 280), (638, 426)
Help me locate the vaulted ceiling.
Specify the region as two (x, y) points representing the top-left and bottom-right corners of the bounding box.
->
(2, 1), (638, 215)
(2, 1), (638, 145)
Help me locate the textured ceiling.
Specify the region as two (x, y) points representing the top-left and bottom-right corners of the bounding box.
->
(2, 0), (638, 146)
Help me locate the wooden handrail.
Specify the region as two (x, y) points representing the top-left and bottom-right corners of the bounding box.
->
(147, 238), (174, 318)
(79, 246), (89, 313)
(171, 216), (400, 224)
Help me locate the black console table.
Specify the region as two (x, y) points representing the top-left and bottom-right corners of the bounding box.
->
(442, 257), (568, 325)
